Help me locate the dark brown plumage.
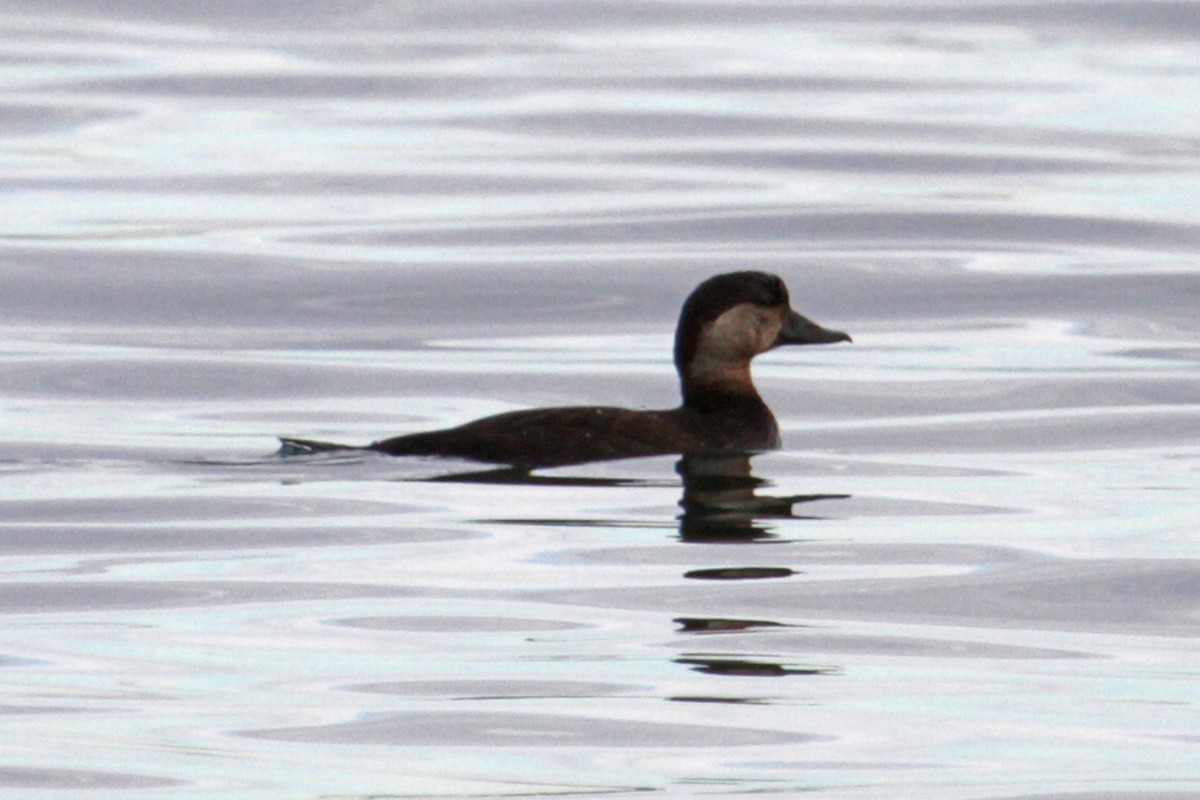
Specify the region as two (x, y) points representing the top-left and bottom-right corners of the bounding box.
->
(282, 271), (850, 468)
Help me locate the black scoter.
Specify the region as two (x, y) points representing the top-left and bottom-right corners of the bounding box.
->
(281, 271), (850, 468)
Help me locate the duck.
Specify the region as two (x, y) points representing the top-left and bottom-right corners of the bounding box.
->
(280, 271), (850, 468)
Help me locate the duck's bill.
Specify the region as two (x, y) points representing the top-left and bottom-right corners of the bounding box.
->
(777, 310), (852, 346)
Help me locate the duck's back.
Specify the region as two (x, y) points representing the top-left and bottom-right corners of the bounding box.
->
(370, 406), (689, 467)
(369, 400), (779, 468)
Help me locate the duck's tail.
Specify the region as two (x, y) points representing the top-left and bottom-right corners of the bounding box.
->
(277, 437), (364, 457)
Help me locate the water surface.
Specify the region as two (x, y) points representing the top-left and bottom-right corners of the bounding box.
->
(1, 2), (1199, 798)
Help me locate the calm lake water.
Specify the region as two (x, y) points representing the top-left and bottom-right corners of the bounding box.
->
(2, 2), (1199, 798)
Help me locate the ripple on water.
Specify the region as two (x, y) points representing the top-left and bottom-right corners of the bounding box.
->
(0, 767), (181, 790)
(241, 709), (824, 748)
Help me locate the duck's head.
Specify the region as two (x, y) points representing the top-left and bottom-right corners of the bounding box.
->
(674, 271), (850, 403)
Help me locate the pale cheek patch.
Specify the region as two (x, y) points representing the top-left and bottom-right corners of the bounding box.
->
(703, 303), (782, 358)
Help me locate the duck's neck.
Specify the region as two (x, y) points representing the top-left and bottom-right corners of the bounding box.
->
(680, 361), (764, 412)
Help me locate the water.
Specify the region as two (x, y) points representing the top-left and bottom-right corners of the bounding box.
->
(2, 2), (1199, 798)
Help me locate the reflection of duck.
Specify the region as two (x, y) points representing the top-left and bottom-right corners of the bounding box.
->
(675, 453), (850, 542)
(281, 271), (850, 468)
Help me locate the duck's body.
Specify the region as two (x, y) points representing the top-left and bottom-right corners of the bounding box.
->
(282, 272), (849, 468)
(369, 392), (779, 468)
